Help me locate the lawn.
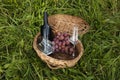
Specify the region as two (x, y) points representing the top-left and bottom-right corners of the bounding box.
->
(0, 0), (120, 80)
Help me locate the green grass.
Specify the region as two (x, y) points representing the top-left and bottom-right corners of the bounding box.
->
(0, 0), (120, 80)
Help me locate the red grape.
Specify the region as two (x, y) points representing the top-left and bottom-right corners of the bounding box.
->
(56, 35), (60, 38)
(57, 32), (61, 36)
(59, 35), (64, 40)
(53, 38), (57, 41)
(61, 45), (65, 49)
(58, 42), (62, 46)
(55, 40), (59, 44)
(55, 45), (58, 49)
(62, 41), (66, 46)
(66, 40), (70, 45)
(56, 49), (59, 52)
(59, 46), (62, 50)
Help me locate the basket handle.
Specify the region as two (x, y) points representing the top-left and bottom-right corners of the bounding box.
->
(46, 61), (64, 69)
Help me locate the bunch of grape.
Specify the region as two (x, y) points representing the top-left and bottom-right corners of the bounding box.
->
(52, 32), (74, 55)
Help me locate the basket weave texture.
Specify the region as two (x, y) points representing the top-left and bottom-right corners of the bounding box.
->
(33, 14), (90, 69)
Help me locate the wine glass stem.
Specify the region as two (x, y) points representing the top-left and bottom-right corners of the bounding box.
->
(72, 44), (75, 58)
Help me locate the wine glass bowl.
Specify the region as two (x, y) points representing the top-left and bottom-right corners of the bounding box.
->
(39, 38), (54, 55)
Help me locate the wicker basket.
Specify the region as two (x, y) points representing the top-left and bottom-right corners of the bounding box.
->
(33, 14), (90, 69)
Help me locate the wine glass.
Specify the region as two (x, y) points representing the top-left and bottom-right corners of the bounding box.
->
(69, 26), (78, 57)
(39, 38), (54, 55)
